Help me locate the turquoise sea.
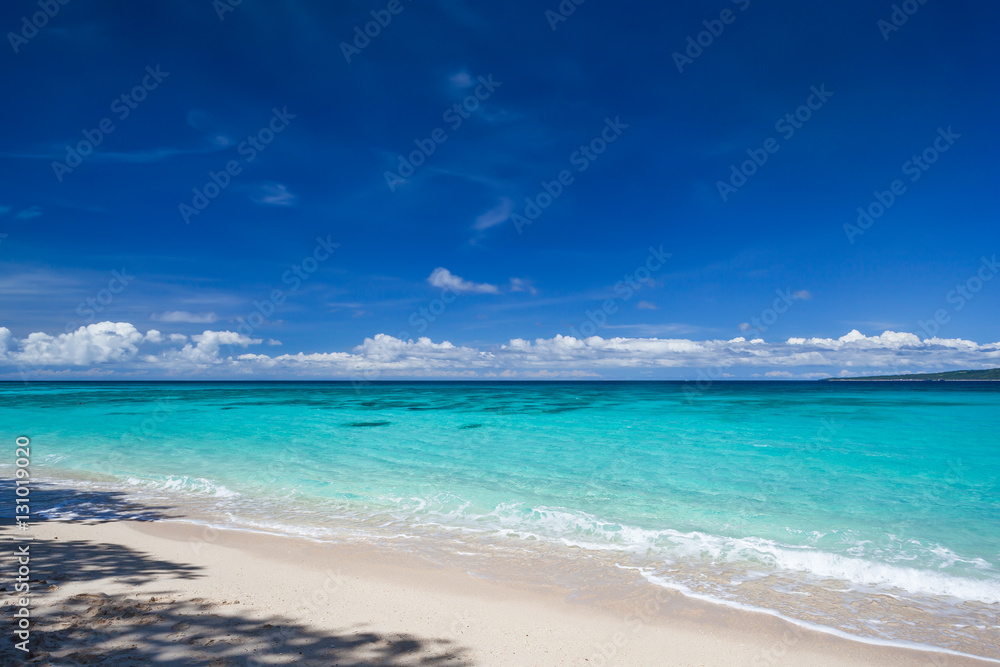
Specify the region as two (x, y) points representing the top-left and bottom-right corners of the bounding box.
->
(2, 381), (998, 660)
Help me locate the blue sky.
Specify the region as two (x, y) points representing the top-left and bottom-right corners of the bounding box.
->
(1, 0), (998, 379)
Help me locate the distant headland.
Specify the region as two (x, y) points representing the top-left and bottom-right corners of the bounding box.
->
(823, 368), (1000, 381)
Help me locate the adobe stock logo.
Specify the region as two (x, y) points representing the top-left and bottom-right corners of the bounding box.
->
(545, 0), (587, 31)
(7, 0), (70, 54)
(512, 117), (628, 234)
(917, 256), (998, 338)
(568, 245), (671, 339)
(51, 66), (170, 182)
(384, 75), (502, 192)
(672, 0), (751, 73)
(716, 85), (833, 202)
(226, 236), (339, 349)
(877, 0), (930, 41)
(340, 0), (413, 63)
(844, 126), (959, 244)
(63, 269), (134, 333)
(179, 107), (296, 223)
(213, 0), (243, 21)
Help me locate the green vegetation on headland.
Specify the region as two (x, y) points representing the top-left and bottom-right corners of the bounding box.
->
(823, 368), (1000, 381)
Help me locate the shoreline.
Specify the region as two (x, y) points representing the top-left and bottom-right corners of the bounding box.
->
(7, 473), (1000, 664)
(4, 515), (997, 665)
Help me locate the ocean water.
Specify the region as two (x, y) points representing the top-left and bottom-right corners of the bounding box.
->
(2, 381), (998, 660)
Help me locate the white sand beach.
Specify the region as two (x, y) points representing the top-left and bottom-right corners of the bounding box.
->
(3, 516), (992, 666)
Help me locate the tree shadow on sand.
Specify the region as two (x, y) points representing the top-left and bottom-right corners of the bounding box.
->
(0, 479), (179, 526)
(9, 593), (471, 666)
(5, 536), (202, 588)
(0, 483), (472, 665)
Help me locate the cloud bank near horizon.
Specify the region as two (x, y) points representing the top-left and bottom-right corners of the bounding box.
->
(0, 322), (998, 380)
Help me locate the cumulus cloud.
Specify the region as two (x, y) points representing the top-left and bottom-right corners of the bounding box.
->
(151, 311), (219, 324)
(495, 330), (1000, 375)
(0, 327), (13, 355)
(1, 323), (998, 379)
(427, 268), (500, 294)
(143, 330), (188, 345)
(0, 323), (261, 372)
(12, 322), (146, 366)
(138, 330), (263, 373)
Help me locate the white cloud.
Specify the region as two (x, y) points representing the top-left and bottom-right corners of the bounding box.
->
(1, 323), (998, 379)
(185, 331), (261, 361)
(0, 327), (13, 355)
(0, 323), (260, 371)
(508, 277), (538, 295)
(151, 311), (219, 324)
(144, 330), (262, 370)
(763, 370), (829, 379)
(427, 268), (500, 294)
(14, 206), (41, 220)
(253, 183), (297, 206)
(11, 322), (146, 366)
(637, 300), (657, 310)
(792, 290), (812, 300)
(472, 197), (513, 231)
(492, 330), (1000, 374)
(449, 70), (474, 88)
(144, 330), (188, 345)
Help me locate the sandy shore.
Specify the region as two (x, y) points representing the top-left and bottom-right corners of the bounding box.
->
(2, 517), (994, 666)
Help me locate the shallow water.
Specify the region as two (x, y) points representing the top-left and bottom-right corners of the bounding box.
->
(2, 381), (998, 659)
